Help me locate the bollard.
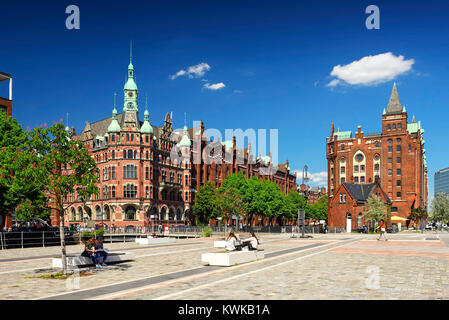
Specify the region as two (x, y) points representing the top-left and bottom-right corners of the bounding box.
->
(43, 231), (45, 247)
(21, 232), (24, 248)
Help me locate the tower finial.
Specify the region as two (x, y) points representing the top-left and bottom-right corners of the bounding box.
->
(130, 40), (132, 64)
(114, 92), (117, 108)
(66, 112), (69, 127)
(184, 112), (187, 127)
(145, 93), (148, 110)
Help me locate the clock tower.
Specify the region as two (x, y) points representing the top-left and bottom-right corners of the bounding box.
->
(123, 42), (138, 112)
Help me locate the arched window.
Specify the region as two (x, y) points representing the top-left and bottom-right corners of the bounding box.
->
(375, 141), (379, 148)
(126, 133), (129, 141)
(123, 150), (126, 159)
(112, 150), (115, 159)
(169, 208), (175, 220)
(128, 150), (133, 159)
(341, 144), (345, 151)
(134, 150), (137, 159)
(111, 135), (115, 142)
(111, 186), (116, 198)
(125, 206), (136, 220)
(96, 206), (102, 220)
(176, 209), (182, 221)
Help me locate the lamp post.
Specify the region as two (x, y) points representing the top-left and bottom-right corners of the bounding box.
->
(300, 165), (311, 238)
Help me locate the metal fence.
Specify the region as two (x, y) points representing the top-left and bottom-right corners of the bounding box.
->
(0, 231), (77, 250)
(0, 224), (330, 250)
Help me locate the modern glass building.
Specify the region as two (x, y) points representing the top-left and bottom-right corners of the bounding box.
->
(435, 167), (449, 196)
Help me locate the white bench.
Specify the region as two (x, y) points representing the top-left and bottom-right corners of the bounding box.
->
(52, 252), (135, 268)
(135, 237), (176, 245)
(202, 250), (265, 267)
(214, 238), (263, 248)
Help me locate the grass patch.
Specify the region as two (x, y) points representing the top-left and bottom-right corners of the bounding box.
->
(26, 272), (95, 280)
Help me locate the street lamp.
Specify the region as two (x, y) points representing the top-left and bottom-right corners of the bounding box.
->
(299, 165), (311, 239)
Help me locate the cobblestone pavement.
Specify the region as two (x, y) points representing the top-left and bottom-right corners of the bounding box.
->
(1, 232), (448, 300)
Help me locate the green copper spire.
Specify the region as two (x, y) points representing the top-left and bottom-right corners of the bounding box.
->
(140, 93), (153, 134)
(178, 113), (191, 147)
(108, 93), (121, 133)
(124, 42), (138, 112)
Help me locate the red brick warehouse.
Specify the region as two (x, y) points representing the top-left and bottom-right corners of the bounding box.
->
(326, 84), (428, 232)
(55, 52), (297, 229)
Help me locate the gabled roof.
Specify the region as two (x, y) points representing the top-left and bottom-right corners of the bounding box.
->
(341, 182), (391, 205)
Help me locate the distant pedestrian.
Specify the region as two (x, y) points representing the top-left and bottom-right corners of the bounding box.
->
(377, 219), (388, 241)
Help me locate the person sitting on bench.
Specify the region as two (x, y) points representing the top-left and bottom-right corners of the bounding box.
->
(95, 237), (108, 266)
(81, 237), (101, 268)
(242, 232), (259, 251)
(225, 230), (241, 251)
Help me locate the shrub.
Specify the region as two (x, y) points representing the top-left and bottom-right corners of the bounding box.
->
(202, 227), (213, 237)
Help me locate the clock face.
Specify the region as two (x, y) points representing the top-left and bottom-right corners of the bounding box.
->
(128, 92), (133, 98)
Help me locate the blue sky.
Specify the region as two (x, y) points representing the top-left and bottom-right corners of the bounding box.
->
(1, 0), (448, 199)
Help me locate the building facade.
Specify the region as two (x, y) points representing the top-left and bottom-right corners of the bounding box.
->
(0, 72), (12, 116)
(435, 167), (449, 196)
(0, 72), (13, 229)
(58, 56), (297, 229)
(327, 84), (428, 231)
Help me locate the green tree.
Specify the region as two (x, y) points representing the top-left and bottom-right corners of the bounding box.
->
(31, 123), (99, 274)
(430, 192), (449, 223)
(192, 181), (218, 225)
(0, 112), (48, 226)
(363, 194), (387, 231)
(312, 194), (328, 222)
(216, 186), (248, 226)
(408, 206), (428, 233)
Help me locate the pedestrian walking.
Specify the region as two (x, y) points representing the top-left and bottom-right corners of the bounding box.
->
(377, 219), (388, 241)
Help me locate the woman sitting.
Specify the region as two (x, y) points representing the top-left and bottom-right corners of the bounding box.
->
(225, 230), (241, 251)
(242, 232), (259, 251)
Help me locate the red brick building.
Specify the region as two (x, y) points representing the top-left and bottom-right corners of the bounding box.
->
(327, 84), (428, 231)
(0, 72), (13, 229)
(57, 56), (297, 229)
(329, 182), (391, 232)
(298, 184), (327, 205)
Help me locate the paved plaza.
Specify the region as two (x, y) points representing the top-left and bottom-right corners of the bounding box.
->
(0, 231), (449, 300)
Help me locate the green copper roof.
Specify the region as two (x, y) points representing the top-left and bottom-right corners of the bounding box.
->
(108, 107), (121, 133)
(124, 78), (137, 91)
(178, 130), (191, 147)
(331, 130), (352, 141)
(140, 120), (153, 134)
(407, 120), (424, 135)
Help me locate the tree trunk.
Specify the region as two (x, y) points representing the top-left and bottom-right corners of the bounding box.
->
(59, 211), (67, 274)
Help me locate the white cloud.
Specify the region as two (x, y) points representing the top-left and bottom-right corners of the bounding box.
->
(170, 62), (211, 80)
(294, 170), (327, 187)
(327, 52), (414, 87)
(204, 82), (226, 90)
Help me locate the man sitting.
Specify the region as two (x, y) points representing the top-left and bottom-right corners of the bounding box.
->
(81, 237), (101, 268)
(95, 237), (108, 266)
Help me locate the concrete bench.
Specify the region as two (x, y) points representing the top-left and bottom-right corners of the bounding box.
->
(214, 238), (263, 248)
(135, 237), (176, 245)
(52, 252), (135, 268)
(202, 250), (264, 267)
